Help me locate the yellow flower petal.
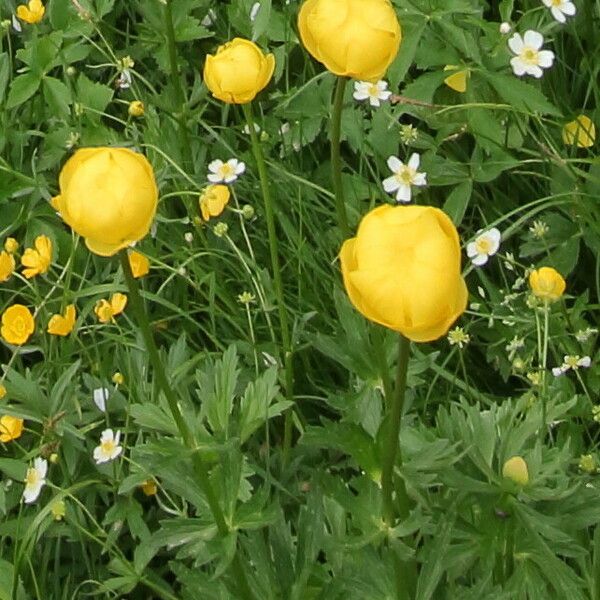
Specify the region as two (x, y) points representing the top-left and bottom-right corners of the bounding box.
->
(562, 115), (595, 148)
(1, 304), (35, 345)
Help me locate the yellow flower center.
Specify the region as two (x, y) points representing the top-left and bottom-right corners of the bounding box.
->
(396, 167), (414, 185)
(12, 317), (27, 335)
(101, 439), (116, 455)
(367, 84), (379, 97)
(551, 0), (562, 5)
(475, 238), (492, 254)
(522, 48), (539, 65)
(25, 469), (40, 486)
(218, 164), (235, 178)
(564, 356), (580, 369)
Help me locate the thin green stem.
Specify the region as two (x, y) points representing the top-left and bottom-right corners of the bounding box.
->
(119, 252), (255, 600)
(241, 103), (295, 465)
(330, 76), (350, 237)
(163, 0), (191, 157)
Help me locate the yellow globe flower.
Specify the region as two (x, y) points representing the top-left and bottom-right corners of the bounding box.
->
(95, 293), (128, 323)
(0, 415), (24, 443)
(1, 304), (35, 346)
(54, 147), (158, 257)
(203, 38), (275, 104)
(502, 456), (529, 486)
(298, 0), (401, 81)
(0, 251), (15, 282)
(4, 238), (19, 254)
(141, 479), (158, 496)
(199, 185), (231, 221)
(128, 100), (145, 117)
(443, 65), (469, 93)
(340, 205), (467, 342)
(529, 267), (565, 302)
(47, 305), (76, 337)
(21, 235), (52, 279)
(562, 115), (595, 148)
(16, 0), (45, 24)
(128, 250), (150, 278)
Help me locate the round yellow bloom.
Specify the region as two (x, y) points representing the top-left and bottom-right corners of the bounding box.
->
(529, 267), (565, 302)
(203, 38), (275, 104)
(0, 415), (24, 443)
(1, 304), (35, 346)
(443, 66), (468, 93)
(16, 0), (45, 24)
(54, 147), (158, 257)
(562, 115), (595, 148)
(95, 293), (128, 323)
(21, 235), (52, 279)
(340, 205), (468, 342)
(128, 250), (150, 278)
(141, 479), (157, 496)
(298, 0), (401, 81)
(47, 304), (76, 337)
(4, 238), (19, 254)
(112, 372), (125, 385)
(0, 251), (15, 282)
(502, 456), (529, 486)
(199, 185), (231, 221)
(128, 100), (145, 117)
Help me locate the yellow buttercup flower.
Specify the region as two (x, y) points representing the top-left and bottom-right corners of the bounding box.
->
(0, 251), (15, 282)
(141, 479), (157, 496)
(1, 304), (35, 345)
(47, 304), (76, 337)
(298, 0), (401, 81)
(128, 100), (145, 117)
(128, 251), (150, 278)
(0, 415), (24, 443)
(53, 147), (158, 257)
(4, 238), (19, 254)
(94, 293), (128, 323)
(340, 205), (468, 342)
(443, 65), (469, 93)
(562, 115), (595, 148)
(199, 185), (231, 221)
(16, 0), (45, 24)
(21, 235), (52, 279)
(112, 372), (125, 385)
(502, 456), (529, 486)
(203, 38), (275, 104)
(529, 267), (565, 302)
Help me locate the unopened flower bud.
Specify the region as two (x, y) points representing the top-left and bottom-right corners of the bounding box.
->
(242, 204), (255, 220)
(502, 456), (529, 486)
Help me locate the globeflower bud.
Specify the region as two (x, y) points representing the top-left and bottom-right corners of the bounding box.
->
(499, 22), (511, 34)
(242, 204), (255, 220)
(502, 456), (529, 486)
(203, 38), (275, 104)
(128, 100), (145, 118)
(298, 0), (401, 81)
(529, 267), (565, 302)
(53, 147), (158, 256)
(339, 205), (467, 342)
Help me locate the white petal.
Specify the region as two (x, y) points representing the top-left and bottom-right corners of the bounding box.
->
(93, 388), (108, 412)
(551, 6), (566, 22)
(114, 430), (121, 445)
(395, 184), (412, 203)
(234, 161), (246, 175)
(382, 176), (400, 193)
(110, 446), (123, 460)
(466, 242), (478, 258)
(510, 57), (527, 76)
(379, 90), (392, 101)
(541, 0), (553, 6)
(578, 356), (591, 368)
(208, 159), (223, 173)
(387, 155), (403, 172)
(250, 2), (260, 21)
(353, 90), (369, 101)
(224, 174), (238, 183)
(538, 50), (555, 68)
(527, 65), (544, 79)
(34, 458), (48, 479)
(23, 481), (43, 504)
(471, 253), (488, 266)
(369, 97), (381, 107)
(508, 33), (524, 55)
(412, 172), (427, 186)
(407, 153), (420, 170)
(354, 81), (369, 93)
(94, 447), (108, 464)
(562, 2), (576, 16)
(523, 30), (544, 50)
(101, 428), (114, 442)
(552, 367), (565, 377)
(207, 173), (223, 183)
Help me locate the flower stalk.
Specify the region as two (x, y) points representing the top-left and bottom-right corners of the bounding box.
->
(119, 251), (255, 600)
(241, 102), (295, 465)
(331, 76), (350, 237)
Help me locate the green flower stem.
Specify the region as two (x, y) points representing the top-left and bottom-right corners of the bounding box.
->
(163, 0), (191, 157)
(119, 252), (255, 600)
(241, 103), (295, 465)
(331, 76), (350, 238)
(381, 334), (415, 599)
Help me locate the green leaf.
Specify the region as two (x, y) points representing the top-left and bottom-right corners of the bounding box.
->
(76, 74), (114, 116)
(443, 180), (473, 226)
(43, 76), (71, 116)
(5, 72), (41, 109)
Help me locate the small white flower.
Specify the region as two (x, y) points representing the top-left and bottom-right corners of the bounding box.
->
(353, 80), (392, 107)
(93, 387), (109, 412)
(552, 366), (565, 377)
(11, 14), (22, 32)
(201, 8), (216, 27)
(250, 2), (261, 21)
(553, 355), (592, 376)
(207, 158), (246, 184)
(382, 153), (427, 203)
(116, 69), (132, 89)
(184, 232), (194, 244)
(466, 228), (501, 266)
(508, 30), (554, 78)
(93, 429), (123, 464)
(242, 123), (261, 135)
(499, 22), (511, 34)
(542, 0), (576, 23)
(23, 458), (47, 504)
(575, 327), (598, 343)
